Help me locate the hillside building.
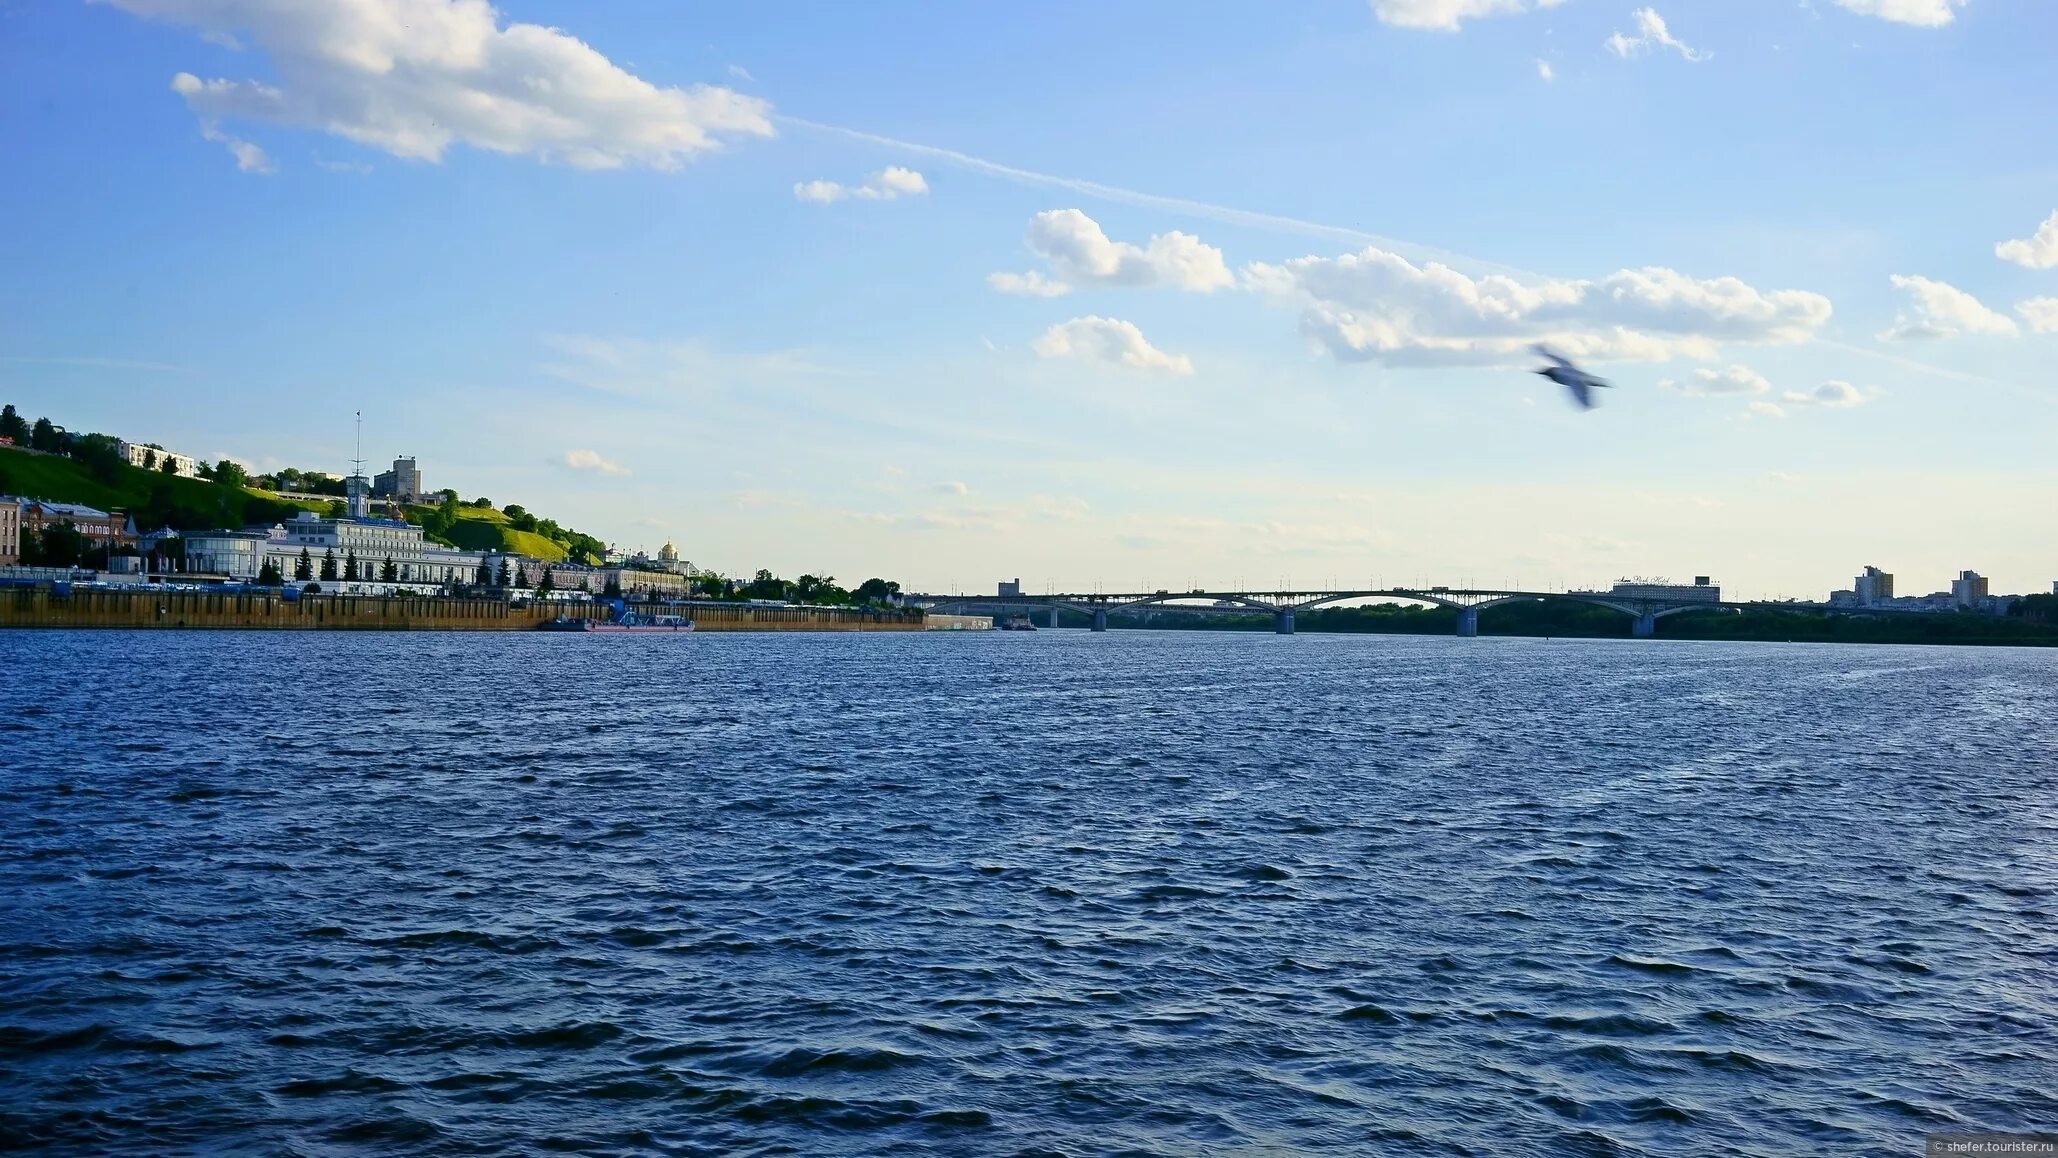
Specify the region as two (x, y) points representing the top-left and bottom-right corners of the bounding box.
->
(114, 440), (202, 478)
(372, 457), (423, 503)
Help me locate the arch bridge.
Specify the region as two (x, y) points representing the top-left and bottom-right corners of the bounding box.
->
(913, 587), (1736, 638)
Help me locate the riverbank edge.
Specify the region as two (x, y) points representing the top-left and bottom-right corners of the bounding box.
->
(0, 588), (925, 632)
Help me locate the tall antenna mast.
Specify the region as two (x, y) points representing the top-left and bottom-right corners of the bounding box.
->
(345, 410), (371, 521)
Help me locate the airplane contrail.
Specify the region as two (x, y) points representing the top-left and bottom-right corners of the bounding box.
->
(776, 114), (1523, 274)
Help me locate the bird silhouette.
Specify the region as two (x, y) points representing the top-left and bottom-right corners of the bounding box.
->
(1531, 344), (1612, 410)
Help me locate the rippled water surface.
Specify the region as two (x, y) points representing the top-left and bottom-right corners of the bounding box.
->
(3, 630), (2055, 1156)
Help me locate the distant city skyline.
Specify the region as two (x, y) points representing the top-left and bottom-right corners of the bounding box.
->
(3, 1), (2055, 598)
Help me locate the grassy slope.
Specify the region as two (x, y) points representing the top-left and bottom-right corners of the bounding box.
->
(0, 447), (324, 519)
(420, 505), (570, 562)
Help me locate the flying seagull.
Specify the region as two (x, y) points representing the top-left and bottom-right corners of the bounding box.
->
(1531, 344), (1611, 410)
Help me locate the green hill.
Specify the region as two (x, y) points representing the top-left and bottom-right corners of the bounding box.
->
(4, 445), (590, 564)
(0, 445), (321, 532)
(429, 510), (570, 562)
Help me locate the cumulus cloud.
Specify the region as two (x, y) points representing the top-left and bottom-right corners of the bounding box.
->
(1746, 401), (1786, 420)
(1244, 247), (1832, 366)
(1995, 210), (2058, 270)
(1367, 0), (1564, 31)
(563, 449), (629, 475)
(197, 119), (272, 172)
(1830, 0), (1968, 27)
(1032, 316), (1193, 375)
(1782, 380), (1872, 408)
(794, 166), (928, 203)
(2017, 297), (2058, 334)
(986, 270), (1070, 297)
(1536, 59), (1555, 82)
(1667, 364), (1772, 395)
(1606, 8), (1710, 61)
(107, 0), (774, 168)
(1018, 209), (1232, 292)
(1878, 274), (2019, 340)
(934, 480), (969, 495)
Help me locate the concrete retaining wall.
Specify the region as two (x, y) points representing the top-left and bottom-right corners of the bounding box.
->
(0, 588), (925, 632)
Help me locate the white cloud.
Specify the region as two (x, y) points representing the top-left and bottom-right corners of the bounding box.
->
(1606, 8), (1710, 62)
(563, 449), (629, 476)
(1244, 247), (1831, 366)
(108, 0), (774, 168)
(1672, 364), (1773, 395)
(1783, 380), (1872, 408)
(1020, 209), (1232, 292)
(986, 270), (1071, 297)
(1829, 0), (1968, 27)
(1536, 59), (1555, 82)
(2017, 297), (2058, 334)
(1746, 401), (1787, 420)
(934, 480), (969, 495)
(1995, 210), (2058, 270)
(794, 166), (928, 203)
(727, 64), (755, 82)
(197, 119), (272, 172)
(1367, 0), (1564, 31)
(1878, 274), (2019, 340)
(1032, 316), (1194, 375)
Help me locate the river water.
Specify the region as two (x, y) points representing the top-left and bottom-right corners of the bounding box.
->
(2, 631), (2053, 1156)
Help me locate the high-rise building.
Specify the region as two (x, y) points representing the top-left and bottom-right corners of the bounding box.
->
(1950, 571), (1990, 608)
(998, 578), (1022, 598)
(1854, 566), (1894, 606)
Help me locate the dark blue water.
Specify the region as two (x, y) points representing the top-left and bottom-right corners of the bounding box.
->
(2, 631), (2053, 1156)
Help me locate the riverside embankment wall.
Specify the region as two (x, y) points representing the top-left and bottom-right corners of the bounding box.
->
(0, 589), (925, 632)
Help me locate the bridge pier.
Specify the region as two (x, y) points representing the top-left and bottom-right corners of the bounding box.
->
(1091, 608), (1108, 633)
(1456, 607), (1479, 638)
(1275, 610), (1296, 635)
(1632, 612), (1656, 639)
(1048, 604), (1062, 630)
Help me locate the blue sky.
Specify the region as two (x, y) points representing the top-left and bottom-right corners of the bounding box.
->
(3, 0), (2055, 598)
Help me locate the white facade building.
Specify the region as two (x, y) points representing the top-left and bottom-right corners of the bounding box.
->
(186, 511), (498, 585)
(115, 440), (202, 478)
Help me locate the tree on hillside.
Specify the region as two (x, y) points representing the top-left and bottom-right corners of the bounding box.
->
(495, 558), (510, 587)
(257, 559), (284, 586)
(0, 405), (26, 443)
(320, 549), (338, 581)
(63, 433), (123, 483)
(29, 417), (58, 452)
(161, 457), (179, 474)
(470, 496), (492, 508)
(295, 548), (313, 581)
(538, 568), (554, 595)
(503, 504), (526, 519)
(512, 562), (528, 588)
(141, 449), (157, 470)
(214, 459), (249, 488)
(475, 559), (491, 586)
